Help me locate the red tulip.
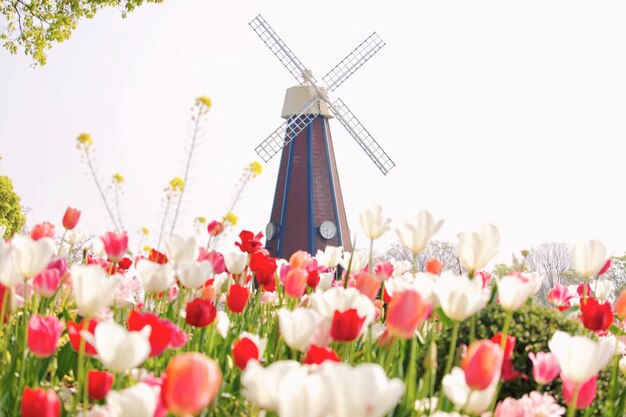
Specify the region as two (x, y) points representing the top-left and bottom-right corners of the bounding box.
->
(490, 333), (522, 381)
(331, 308), (366, 342)
(235, 230), (264, 253)
(21, 387), (61, 417)
(148, 248), (169, 264)
(87, 370), (114, 401)
(207, 220), (224, 236)
(303, 345), (340, 365)
(62, 207), (81, 230)
(387, 290), (432, 339)
(461, 339), (503, 390)
(185, 298), (216, 327)
(284, 268), (308, 298)
(161, 353), (222, 416)
(67, 319), (98, 355)
(232, 337), (259, 370)
(562, 374), (597, 409)
(354, 272), (381, 300)
(249, 250), (277, 290)
(580, 296), (613, 332)
(425, 258), (443, 275)
(30, 222), (55, 241)
(226, 284), (249, 313)
(128, 310), (185, 357)
(28, 314), (64, 358)
(118, 257), (132, 270)
(100, 231), (128, 262)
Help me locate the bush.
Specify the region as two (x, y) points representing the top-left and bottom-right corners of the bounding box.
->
(417, 303), (624, 416)
(0, 175), (26, 239)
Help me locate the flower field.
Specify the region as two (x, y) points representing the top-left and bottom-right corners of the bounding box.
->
(1, 198), (626, 417)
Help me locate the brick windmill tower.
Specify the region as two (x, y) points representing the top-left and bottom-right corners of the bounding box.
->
(250, 15), (395, 259)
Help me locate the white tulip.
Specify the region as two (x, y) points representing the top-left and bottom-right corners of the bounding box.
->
(339, 250), (368, 274)
(315, 246), (343, 268)
(456, 224), (499, 273)
(389, 259), (412, 277)
(322, 362), (404, 417)
(241, 360), (302, 411)
(359, 205), (391, 240)
(71, 265), (120, 318)
(385, 272), (438, 306)
(11, 235), (54, 279)
(435, 272), (489, 321)
(216, 311), (230, 338)
(442, 367), (497, 415)
(278, 308), (322, 352)
(224, 252), (247, 275)
(310, 287), (376, 329)
(0, 239), (21, 287)
(107, 382), (158, 417)
(135, 259), (175, 293)
(572, 240), (608, 278)
(94, 321), (151, 373)
(591, 278), (615, 301)
(163, 235), (196, 267)
(212, 272), (232, 295)
(277, 366), (330, 417)
(497, 273), (536, 311)
(396, 210), (444, 255)
(316, 272), (334, 291)
(177, 260), (212, 289)
(548, 331), (614, 383)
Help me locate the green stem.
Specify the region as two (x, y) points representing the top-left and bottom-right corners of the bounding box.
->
(437, 322), (460, 410)
(567, 383), (580, 417)
(606, 338), (620, 416)
(404, 336), (419, 409)
(73, 319), (89, 413)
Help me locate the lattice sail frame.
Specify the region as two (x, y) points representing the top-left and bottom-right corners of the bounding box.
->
(250, 14), (395, 175)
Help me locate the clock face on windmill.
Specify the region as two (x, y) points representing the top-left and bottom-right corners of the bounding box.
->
(265, 222), (277, 240)
(319, 221), (337, 240)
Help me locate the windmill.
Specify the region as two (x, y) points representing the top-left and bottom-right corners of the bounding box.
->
(250, 15), (395, 259)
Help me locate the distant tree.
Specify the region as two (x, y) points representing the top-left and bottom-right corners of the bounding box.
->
(1, 0), (163, 66)
(0, 175), (26, 239)
(382, 240), (460, 273)
(602, 254), (626, 295)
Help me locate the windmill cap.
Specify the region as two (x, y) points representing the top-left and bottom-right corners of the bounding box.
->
(281, 84), (333, 119)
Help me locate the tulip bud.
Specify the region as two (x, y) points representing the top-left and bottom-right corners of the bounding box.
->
(232, 337), (260, 370)
(529, 352), (560, 385)
(615, 290), (626, 320)
(303, 345), (340, 365)
(284, 268), (308, 298)
(562, 374), (597, 409)
(425, 258), (443, 275)
(88, 370), (114, 401)
(387, 289), (432, 339)
(30, 222), (55, 241)
(32, 268), (61, 298)
(62, 207), (81, 230)
(354, 272), (381, 300)
(331, 308), (366, 342)
(21, 387), (61, 417)
(162, 353), (222, 416)
(207, 220), (224, 236)
(100, 231), (128, 262)
(423, 340), (438, 371)
(67, 319), (99, 355)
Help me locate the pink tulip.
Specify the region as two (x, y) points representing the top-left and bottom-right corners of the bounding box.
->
(387, 290), (432, 339)
(562, 374), (597, 409)
(28, 314), (64, 358)
(30, 222), (55, 241)
(161, 353), (222, 416)
(100, 231), (128, 262)
(33, 268), (61, 298)
(461, 339), (504, 390)
(529, 351), (561, 385)
(284, 268), (308, 298)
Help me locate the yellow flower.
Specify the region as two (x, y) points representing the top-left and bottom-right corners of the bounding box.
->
(195, 216), (207, 224)
(140, 227), (150, 236)
(112, 173), (125, 184)
(196, 96), (212, 109)
(222, 212), (238, 226)
(247, 161), (263, 177)
(143, 245), (152, 252)
(76, 133), (93, 148)
(169, 177), (185, 193)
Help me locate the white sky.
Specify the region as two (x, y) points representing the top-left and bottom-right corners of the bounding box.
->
(1, 0), (626, 264)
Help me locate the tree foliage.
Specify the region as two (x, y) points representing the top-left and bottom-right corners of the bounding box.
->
(1, 0), (164, 66)
(0, 175), (26, 238)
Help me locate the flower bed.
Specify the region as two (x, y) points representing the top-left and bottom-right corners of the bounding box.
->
(0, 204), (625, 417)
